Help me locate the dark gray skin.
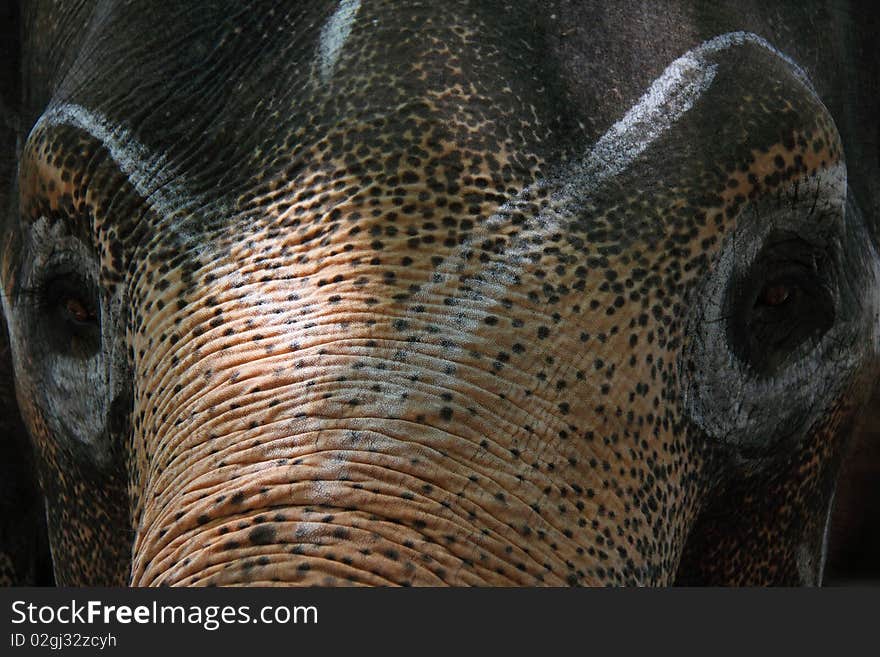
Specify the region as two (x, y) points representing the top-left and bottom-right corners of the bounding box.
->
(1, 0), (879, 586)
(1, 1), (52, 586)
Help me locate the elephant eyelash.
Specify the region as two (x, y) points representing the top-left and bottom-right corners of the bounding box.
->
(17, 276), (99, 321)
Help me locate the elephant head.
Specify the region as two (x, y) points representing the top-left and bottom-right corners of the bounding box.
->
(2, 0), (879, 586)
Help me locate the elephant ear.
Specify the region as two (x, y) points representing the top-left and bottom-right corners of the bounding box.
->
(0, 0), (52, 586)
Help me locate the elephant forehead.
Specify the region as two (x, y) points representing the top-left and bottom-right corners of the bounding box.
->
(22, 8), (839, 252)
(48, 1), (577, 201)
(15, 8), (843, 363)
(104, 33), (842, 447)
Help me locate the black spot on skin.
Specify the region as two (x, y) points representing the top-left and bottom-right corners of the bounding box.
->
(248, 525), (276, 546)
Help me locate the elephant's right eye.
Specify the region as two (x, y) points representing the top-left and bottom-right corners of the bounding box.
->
(725, 232), (836, 378)
(40, 277), (101, 356)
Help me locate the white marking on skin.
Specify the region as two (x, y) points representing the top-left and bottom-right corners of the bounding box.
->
(502, 31), (815, 265)
(30, 103), (193, 222)
(318, 0), (361, 82)
(356, 31), (817, 427)
(816, 488), (836, 586)
(411, 32), (814, 336)
(43, 498), (58, 583)
(564, 29), (813, 189)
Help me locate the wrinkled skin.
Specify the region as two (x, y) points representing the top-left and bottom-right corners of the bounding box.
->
(1, 0), (880, 586)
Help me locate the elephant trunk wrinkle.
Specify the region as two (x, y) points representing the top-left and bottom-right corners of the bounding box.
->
(127, 306), (691, 586)
(128, 427), (637, 585)
(131, 485), (571, 586)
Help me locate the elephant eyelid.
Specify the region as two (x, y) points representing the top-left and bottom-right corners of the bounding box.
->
(59, 294), (98, 325)
(18, 274), (93, 308)
(20, 271), (101, 357)
(46, 277), (99, 320)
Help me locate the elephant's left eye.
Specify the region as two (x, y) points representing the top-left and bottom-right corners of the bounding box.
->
(41, 277), (101, 355)
(727, 234), (835, 377)
(63, 295), (96, 324)
(756, 282), (791, 307)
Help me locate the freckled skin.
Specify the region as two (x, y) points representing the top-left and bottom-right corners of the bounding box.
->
(1, 1), (880, 586)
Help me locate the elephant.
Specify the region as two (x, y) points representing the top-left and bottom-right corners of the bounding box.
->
(1, 0), (879, 586)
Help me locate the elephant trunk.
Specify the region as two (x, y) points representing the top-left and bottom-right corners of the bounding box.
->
(131, 426), (602, 586)
(127, 328), (686, 586)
